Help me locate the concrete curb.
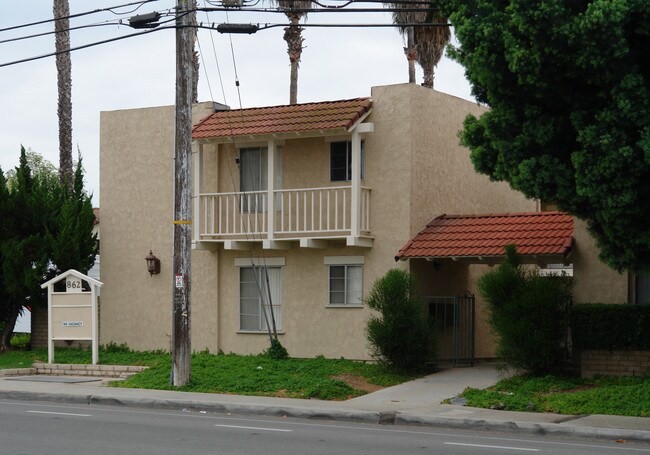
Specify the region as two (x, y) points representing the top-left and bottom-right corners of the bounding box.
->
(2, 390), (649, 442)
(0, 390), (382, 425)
(394, 413), (650, 443)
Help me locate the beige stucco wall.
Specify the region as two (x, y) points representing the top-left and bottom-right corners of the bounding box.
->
(215, 248), (377, 359)
(370, 84), (536, 237)
(99, 102), (217, 351)
(103, 84), (612, 360)
(571, 218), (629, 304)
(466, 264), (498, 359)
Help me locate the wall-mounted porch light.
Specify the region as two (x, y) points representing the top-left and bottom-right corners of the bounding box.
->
(145, 250), (161, 276)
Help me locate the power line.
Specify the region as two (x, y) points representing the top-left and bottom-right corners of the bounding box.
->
(0, 22), (126, 46)
(1, 3), (449, 69)
(0, 0), (157, 34)
(0, 26), (169, 68)
(197, 6), (443, 13)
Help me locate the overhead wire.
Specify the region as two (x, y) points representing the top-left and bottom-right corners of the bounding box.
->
(0, 0), (157, 33)
(1, 0), (446, 69)
(0, 26), (169, 68)
(196, 34), (216, 102)
(0, 21), (129, 46)
(203, 2), (230, 105)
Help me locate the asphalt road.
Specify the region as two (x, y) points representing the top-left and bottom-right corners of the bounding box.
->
(2, 400), (649, 455)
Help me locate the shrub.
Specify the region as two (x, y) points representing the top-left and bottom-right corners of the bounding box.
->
(264, 338), (289, 360)
(477, 246), (573, 375)
(571, 304), (650, 350)
(101, 341), (131, 353)
(365, 269), (434, 372)
(10, 333), (30, 350)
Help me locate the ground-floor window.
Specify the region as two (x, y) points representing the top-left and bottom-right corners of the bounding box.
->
(240, 266), (282, 331)
(328, 264), (363, 306)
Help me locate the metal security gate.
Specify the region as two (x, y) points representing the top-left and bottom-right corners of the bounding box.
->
(426, 293), (475, 366)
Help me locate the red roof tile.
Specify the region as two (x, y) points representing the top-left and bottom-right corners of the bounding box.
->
(192, 98), (372, 139)
(396, 212), (574, 261)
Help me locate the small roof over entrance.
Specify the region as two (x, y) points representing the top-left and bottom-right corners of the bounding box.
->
(192, 98), (372, 140)
(396, 211), (574, 265)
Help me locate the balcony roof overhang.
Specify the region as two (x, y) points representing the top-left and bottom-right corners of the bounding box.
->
(396, 212), (574, 266)
(192, 97), (373, 145)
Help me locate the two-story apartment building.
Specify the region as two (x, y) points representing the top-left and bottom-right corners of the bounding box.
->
(99, 83), (630, 361)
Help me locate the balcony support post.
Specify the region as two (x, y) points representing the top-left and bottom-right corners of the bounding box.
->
(192, 142), (202, 246)
(267, 139), (276, 241)
(350, 131), (361, 238)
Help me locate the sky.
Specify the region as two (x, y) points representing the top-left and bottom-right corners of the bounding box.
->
(0, 1), (474, 206)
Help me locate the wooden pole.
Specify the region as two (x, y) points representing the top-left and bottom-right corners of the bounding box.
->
(172, 0), (193, 386)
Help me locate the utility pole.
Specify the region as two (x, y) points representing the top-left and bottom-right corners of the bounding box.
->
(172, 0), (193, 386)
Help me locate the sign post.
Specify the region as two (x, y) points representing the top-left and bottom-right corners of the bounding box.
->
(41, 269), (103, 365)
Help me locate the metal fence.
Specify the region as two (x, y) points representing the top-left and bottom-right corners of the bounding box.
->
(425, 294), (475, 366)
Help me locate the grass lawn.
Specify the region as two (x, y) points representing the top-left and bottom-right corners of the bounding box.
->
(0, 345), (416, 400)
(457, 374), (650, 417)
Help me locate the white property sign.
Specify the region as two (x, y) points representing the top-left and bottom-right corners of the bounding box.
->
(41, 269), (103, 365)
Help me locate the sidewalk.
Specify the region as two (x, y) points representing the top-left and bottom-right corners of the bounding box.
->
(1, 364), (649, 443)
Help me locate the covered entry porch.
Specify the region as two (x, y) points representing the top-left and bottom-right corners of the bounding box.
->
(396, 211), (575, 364)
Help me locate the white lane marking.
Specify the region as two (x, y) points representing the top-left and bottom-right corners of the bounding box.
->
(215, 424), (292, 433)
(27, 410), (91, 417)
(445, 442), (540, 452)
(5, 403), (647, 453)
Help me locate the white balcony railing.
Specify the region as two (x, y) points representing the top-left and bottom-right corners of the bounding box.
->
(199, 186), (371, 240)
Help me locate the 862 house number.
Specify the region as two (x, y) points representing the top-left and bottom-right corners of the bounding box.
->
(66, 279), (82, 292)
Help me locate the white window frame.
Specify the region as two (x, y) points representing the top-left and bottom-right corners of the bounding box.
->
(236, 258), (284, 332)
(324, 256), (364, 307)
(329, 141), (364, 182)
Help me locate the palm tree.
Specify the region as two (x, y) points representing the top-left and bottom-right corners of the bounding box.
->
(53, 0), (73, 189)
(275, 0), (313, 105)
(414, 12), (450, 88)
(389, 1), (449, 89)
(388, 0), (428, 84)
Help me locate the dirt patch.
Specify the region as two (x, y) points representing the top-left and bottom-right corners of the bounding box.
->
(332, 374), (385, 394)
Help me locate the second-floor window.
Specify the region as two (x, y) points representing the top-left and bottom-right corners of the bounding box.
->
(330, 141), (364, 182)
(240, 147), (267, 193)
(239, 146), (282, 212)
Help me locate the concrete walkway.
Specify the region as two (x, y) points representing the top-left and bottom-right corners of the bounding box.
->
(1, 364), (649, 443)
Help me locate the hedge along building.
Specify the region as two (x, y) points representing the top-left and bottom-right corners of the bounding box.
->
(98, 83), (628, 361)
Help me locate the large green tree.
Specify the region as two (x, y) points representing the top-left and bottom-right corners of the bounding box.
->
(0, 150), (53, 351)
(46, 156), (98, 275)
(0, 148), (97, 351)
(440, 0), (650, 271)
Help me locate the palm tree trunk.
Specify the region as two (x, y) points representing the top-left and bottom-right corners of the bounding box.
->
(283, 13), (304, 105)
(53, 0), (73, 190)
(406, 26), (416, 84)
(422, 67), (434, 88)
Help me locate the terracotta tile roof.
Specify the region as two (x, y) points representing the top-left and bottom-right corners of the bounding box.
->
(192, 98), (372, 139)
(396, 212), (574, 261)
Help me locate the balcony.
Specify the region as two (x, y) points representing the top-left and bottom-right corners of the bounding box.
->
(196, 185), (372, 249)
